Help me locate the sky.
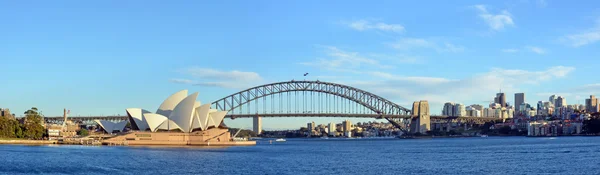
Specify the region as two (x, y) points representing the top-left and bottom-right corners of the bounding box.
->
(2, 0), (600, 130)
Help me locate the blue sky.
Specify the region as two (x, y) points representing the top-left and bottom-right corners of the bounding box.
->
(2, 0), (600, 129)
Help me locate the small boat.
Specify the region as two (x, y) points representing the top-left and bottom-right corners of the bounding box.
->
(320, 136), (329, 139)
(275, 138), (286, 142)
(481, 135), (488, 138)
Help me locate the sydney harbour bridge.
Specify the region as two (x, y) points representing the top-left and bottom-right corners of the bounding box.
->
(44, 80), (499, 133)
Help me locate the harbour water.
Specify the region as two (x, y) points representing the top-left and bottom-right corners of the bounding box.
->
(1, 137), (599, 174)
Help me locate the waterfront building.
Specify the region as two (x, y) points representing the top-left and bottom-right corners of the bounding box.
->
(526, 107), (537, 117)
(307, 122), (315, 133)
(483, 108), (496, 118)
(586, 95), (598, 113)
(494, 108), (502, 119)
(342, 120), (352, 136)
(519, 103), (531, 115)
(549, 95), (557, 105)
(442, 102), (455, 116)
(470, 104), (484, 111)
(490, 103), (501, 109)
(515, 93), (525, 112)
(495, 93), (507, 107)
(556, 96), (567, 108)
(97, 90), (255, 146)
(454, 103), (466, 117)
(0, 108), (14, 119)
(328, 122), (336, 136)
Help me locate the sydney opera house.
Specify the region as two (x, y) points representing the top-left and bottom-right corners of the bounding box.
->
(95, 90), (255, 146)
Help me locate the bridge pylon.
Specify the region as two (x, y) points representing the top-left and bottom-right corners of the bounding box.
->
(410, 100), (430, 134)
(253, 116), (262, 135)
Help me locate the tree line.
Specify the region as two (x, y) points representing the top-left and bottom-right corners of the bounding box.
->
(0, 107), (46, 139)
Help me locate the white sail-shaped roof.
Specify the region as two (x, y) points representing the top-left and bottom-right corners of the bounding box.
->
(126, 108), (151, 131)
(195, 104), (211, 131)
(209, 111), (228, 128)
(156, 90), (188, 117)
(169, 92), (198, 133)
(95, 120), (127, 133)
(157, 119), (183, 132)
(143, 113), (168, 132)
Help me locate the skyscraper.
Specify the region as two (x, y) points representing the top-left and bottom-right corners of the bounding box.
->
(515, 93), (525, 112)
(586, 95), (598, 113)
(549, 95), (557, 105)
(556, 96), (566, 107)
(328, 122), (336, 136)
(495, 93), (506, 107)
(442, 102), (455, 116)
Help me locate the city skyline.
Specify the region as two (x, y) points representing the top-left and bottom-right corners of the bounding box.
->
(2, 1), (600, 129)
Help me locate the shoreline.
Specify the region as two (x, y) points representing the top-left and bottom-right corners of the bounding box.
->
(0, 140), (57, 145)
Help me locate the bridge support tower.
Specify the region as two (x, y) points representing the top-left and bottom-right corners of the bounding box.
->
(410, 100), (430, 134)
(253, 116), (262, 135)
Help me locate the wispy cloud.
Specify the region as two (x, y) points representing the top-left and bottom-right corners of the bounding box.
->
(347, 20), (405, 33)
(501, 46), (546, 54)
(389, 38), (465, 53)
(472, 5), (515, 31)
(299, 46), (394, 72)
(527, 46), (546, 54)
(562, 19), (600, 47)
(170, 68), (263, 89)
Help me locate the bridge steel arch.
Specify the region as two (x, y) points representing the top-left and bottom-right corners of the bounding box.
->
(211, 80), (411, 116)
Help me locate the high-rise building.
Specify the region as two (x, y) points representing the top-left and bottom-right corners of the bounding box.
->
(454, 103), (466, 117)
(307, 122), (315, 132)
(470, 104), (484, 111)
(586, 95), (598, 113)
(515, 93), (525, 111)
(495, 93), (506, 107)
(342, 120), (352, 133)
(253, 116), (262, 135)
(556, 96), (567, 107)
(328, 122), (336, 136)
(549, 95), (557, 105)
(442, 102), (455, 116)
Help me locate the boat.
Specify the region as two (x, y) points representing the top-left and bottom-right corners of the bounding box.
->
(320, 136), (329, 139)
(481, 135), (488, 138)
(275, 138), (286, 142)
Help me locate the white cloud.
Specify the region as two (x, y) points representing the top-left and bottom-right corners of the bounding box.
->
(348, 20), (405, 33)
(501, 48), (519, 53)
(315, 66), (575, 114)
(389, 38), (465, 53)
(561, 17), (600, 47)
(171, 68), (263, 89)
(169, 79), (196, 84)
(299, 46), (393, 72)
(473, 5), (515, 31)
(527, 46), (546, 54)
(565, 30), (600, 47)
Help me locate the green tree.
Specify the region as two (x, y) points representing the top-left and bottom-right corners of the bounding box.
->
(499, 126), (512, 135)
(78, 129), (89, 136)
(583, 117), (600, 134)
(22, 107), (45, 139)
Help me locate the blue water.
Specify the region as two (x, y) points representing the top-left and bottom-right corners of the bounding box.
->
(1, 137), (599, 175)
